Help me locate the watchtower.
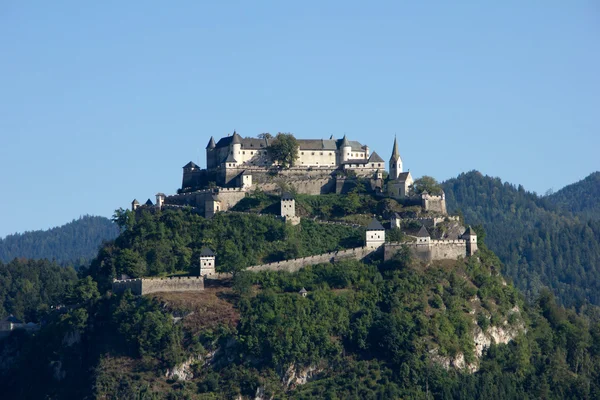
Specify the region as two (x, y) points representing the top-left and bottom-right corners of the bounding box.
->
(199, 247), (216, 277)
(416, 225), (430, 246)
(366, 218), (386, 249)
(281, 192), (296, 218)
(463, 226), (478, 256)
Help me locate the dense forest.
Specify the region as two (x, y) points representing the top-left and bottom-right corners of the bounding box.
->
(546, 171), (600, 221)
(443, 171), (600, 307)
(0, 215), (119, 267)
(1, 203), (600, 399)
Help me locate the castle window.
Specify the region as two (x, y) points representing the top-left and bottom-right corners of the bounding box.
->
(320, 152), (323, 155)
(311, 152), (315, 155)
(378, 163), (381, 167)
(301, 152), (304, 155)
(243, 151), (245, 154)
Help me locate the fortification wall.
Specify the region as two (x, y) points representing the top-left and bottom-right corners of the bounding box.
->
(112, 277), (204, 295)
(246, 246), (374, 273)
(255, 177), (335, 195)
(422, 195), (447, 215)
(384, 239), (467, 262)
(399, 216), (460, 228)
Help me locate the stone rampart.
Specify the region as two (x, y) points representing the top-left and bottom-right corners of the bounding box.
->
(398, 216), (459, 228)
(112, 276), (204, 295)
(384, 239), (467, 262)
(246, 246), (374, 273)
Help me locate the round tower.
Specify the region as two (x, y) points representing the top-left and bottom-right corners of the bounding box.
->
(341, 135), (352, 162)
(231, 131), (242, 163)
(206, 136), (216, 169)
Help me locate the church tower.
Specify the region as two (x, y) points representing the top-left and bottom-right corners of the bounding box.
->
(389, 136), (402, 180)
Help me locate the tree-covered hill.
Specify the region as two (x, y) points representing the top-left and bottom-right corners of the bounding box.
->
(1, 206), (600, 399)
(0, 215), (119, 267)
(546, 171), (600, 221)
(443, 171), (600, 306)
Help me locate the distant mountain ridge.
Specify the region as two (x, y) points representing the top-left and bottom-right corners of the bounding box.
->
(546, 171), (600, 220)
(0, 215), (119, 267)
(443, 171), (600, 306)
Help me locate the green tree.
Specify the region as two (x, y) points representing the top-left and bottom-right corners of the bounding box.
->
(411, 176), (443, 195)
(266, 133), (299, 168)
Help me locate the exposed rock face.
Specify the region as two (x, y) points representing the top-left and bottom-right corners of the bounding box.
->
(282, 364), (323, 389)
(164, 350), (216, 381)
(431, 311), (523, 373)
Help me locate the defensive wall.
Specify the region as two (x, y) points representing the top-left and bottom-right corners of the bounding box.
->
(245, 246), (375, 273)
(384, 239), (467, 262)
(397, 216), (460, 228)
(422, 193), (447, 214)
(112, 276), (205, 295)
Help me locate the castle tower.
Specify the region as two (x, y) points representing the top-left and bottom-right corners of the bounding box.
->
(131, 199), (139, 211)
(205, 195), (221, 218)
(155, 193), (165, 209)
(206, 136), (216, 169)
(199, 247), (216, 277)
(366, 218), (386, 249)
(389, 136), (402, 180)
(231, 131), (242, 163)
(416, 225), (430, 246)
(341, 135), (352, 163)
(281, 192), (296, 217)
(463, 226), (478, 256)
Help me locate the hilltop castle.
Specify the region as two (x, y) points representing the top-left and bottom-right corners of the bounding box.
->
(132, 131), (444, 218)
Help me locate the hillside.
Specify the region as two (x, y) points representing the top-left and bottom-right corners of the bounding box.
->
(546, 171), (600, 220)
(443, 171), (600, 306)
(1, 204), (600, 399)
(0, 215), (119, 267)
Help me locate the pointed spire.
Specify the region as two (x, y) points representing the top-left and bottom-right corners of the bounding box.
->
(329, 134), (335, 140)
(232, 130), (242, 145)
(341, 134), (350, 148)
(390, 135), (400, 162)
(206, 136), (216, 149)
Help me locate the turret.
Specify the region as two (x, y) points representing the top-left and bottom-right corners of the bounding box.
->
(416, 225), (430, 246)
(366, 218), (386, 249)
(131, 199), (139, 211)
(199, 247), (216, 277)
(155, 193), (165, 209)
(389, 136), (402, 180)
(341, 135), (352, 162)
(206, 136), (216, 169)
(231, 130), (242, 163)
(463, 226), (478, 256)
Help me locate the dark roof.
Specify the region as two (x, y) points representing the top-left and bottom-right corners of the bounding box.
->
(297, 139), (337, 150)
(241, 170), (252, 176)
(183, 161), (199, 169)
(397, 172), (412, 181)
(131, 199), (139, 205)
(200, 247), (215, 257)
(417, 225), (430, 237)
(145, 199), (154, 206)
(463, 226), (476, 236)
(391, 135), (400, 161)
(368, 152), (384, 163)
(232, 131), (242, 145)
(224, 153), (237, 163)
(340, 135), (350, 148)
(282, 192), (294, 200)
(367, 218), (385, 230)
(206, 136), (216, 149)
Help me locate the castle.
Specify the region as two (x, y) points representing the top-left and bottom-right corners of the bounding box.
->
(132, 131), (447, 218)
(117, 134), (478, 295)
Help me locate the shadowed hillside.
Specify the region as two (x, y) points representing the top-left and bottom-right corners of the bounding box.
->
(0, 215), (119, 267)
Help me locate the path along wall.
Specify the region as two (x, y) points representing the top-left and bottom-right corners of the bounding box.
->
(246, 246), (374, 273)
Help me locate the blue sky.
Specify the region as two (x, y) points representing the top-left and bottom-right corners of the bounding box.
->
(1, 1), (599, 237)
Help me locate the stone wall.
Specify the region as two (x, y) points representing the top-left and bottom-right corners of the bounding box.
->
(112, 276), (204, 295)
(422, 194), (447, 214)
(384, 239), (467, 262)
(246, 247), (374, 273)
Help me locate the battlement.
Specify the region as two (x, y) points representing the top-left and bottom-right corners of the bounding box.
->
(112, 276), (204, 295)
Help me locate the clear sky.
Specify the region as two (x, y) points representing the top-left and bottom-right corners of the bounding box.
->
(1, 1), (599, 238)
